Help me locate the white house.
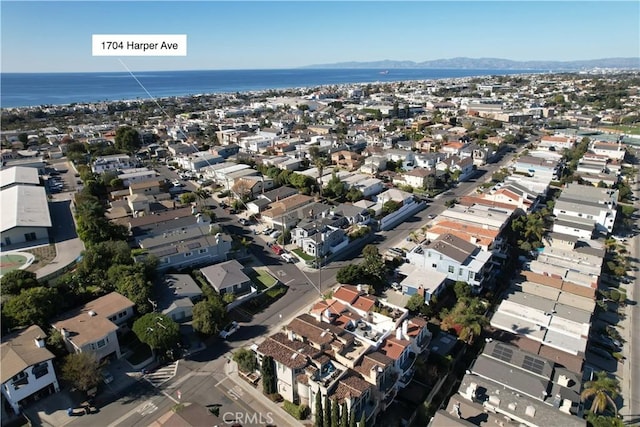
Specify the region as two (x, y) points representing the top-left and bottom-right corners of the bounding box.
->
(1, 326), (60, 415)
(92, 154), (135, 174)
(406, 233), (493, 289)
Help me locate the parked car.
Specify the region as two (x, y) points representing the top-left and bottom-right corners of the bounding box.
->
(238, 218), (249, 226)
(262, 227), (274, 235)
(269, 230), (282, 239)
(281, 253), (295, 263)
(220, 321), (239, 339)
(172, 180), (184, 187)
(271, 244), (284, 255)
(391, 282), (402, 291)
(102, 370), (114, 384)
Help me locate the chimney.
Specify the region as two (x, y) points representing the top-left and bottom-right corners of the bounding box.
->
(356, 284), (363, 293)
(402, 319), (408, 338)
(324, 309), (332, 323)
(396, 327), (402, 341)
(60, 328), (69, 338)
(35, 336), (46, 348)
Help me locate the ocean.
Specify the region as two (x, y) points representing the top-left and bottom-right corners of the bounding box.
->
(0, 68), (541, 108)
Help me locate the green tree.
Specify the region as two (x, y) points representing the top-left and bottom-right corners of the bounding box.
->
(341, 402), (349, 427)
(2, 287), (61, 329)
(315, 392), (324, 427)
(581, 371), (621, 416)
(406, 293), (425, 313)
(585, 412), (624, 427)
(324, 396), (331, 427)
(180, 192), (197, 204)
(132, 313), (180, 352)
(114, 126), (141, 153)
(362, 245), (386, 284)
(192, 297), (226, 336)
(454, 281), (471, 299)
(345, 188), (364, 202)
(262, 355), (276, 395)
(113, 267), (153, 313)
(349, 407), (356, 427)
(382, 200), (401, 215)
(325, 172), (347, 200)
(336, 264), (364, 285)
(359, 411), (366, 427)
(233, 348), (257, 373)
(0, 270), (40, 295)
(61, 352), (103, 392)
(331, 398), (340, 427)
(46, 327), (68, 358)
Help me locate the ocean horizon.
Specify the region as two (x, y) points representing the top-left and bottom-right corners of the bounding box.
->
(0, 68), (543, 109)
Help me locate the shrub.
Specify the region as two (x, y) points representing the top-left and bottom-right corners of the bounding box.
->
(267, 393), (284, 402)
(283, 401), (309, 420)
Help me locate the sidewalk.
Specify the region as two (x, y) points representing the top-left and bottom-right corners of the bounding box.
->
(224, 359), (304, 427)
(617, 236), (637, 418)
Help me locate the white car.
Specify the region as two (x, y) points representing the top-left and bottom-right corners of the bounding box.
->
(281, 253), (295, 263)
(220, 321), (239, 339)
(269, 230), (282, 239)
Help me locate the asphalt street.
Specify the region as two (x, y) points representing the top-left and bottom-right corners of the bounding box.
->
(88, 142), (526, 427)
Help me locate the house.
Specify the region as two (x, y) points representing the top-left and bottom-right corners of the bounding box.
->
(513, 156), (561, 181)
(52, 292), (135, 361)
(490, 289), (591, 356)
(1, 185), (51, 249)
(590, 141), (626, 160)
(553, 183), (617, 235)
(443, 341), (586, 427)
(92, 154), (135, 174)
(137, 226), (232, 271)
(1, 326), (60, 415)
(331, 150), (364, 171)
(538, 135), (576, 151)
(157, 274), (203, 323)
(117, 168), (158, 187)
(395, 264), (448, 305)
(175, 152), (224, 172)
(406, 233), (493, 289)
(403, 168), (435, 189)
(199, 260), (252, 296)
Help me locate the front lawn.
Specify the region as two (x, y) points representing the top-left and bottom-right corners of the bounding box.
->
(244, 284), (289, 315)
(247, 268), (277, 290)
(292, 249), (314, 261)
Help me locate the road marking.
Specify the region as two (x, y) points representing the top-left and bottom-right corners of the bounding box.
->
(285, 278), (295, 285)
(107, 399), (157, 427)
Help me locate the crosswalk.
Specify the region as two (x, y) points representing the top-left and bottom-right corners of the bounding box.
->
(143, 361), (179, 388)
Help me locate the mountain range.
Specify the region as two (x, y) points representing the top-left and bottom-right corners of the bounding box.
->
(303, 57), (640, 70)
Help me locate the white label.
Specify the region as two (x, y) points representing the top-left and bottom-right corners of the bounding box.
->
(92, 34), (187, 56)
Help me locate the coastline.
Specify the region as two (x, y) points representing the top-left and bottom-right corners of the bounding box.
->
(1, 68), (543, 109)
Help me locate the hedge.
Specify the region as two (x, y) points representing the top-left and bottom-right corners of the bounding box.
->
(283, 401), (309, 420)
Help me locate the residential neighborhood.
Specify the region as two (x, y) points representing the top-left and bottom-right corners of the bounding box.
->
(1, 70), (639, 427)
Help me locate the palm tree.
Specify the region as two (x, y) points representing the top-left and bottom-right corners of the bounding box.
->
(194, 187), (211, 209)
(523, 214), (545, 242)
(580, 371), (620, 416)
(457, 312), (488, 345)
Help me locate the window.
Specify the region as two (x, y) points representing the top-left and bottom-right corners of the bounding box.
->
(109, 316), (116, 322)
(184, 252), (192, 257)
(118, 311), (127, 318)
(96, 339), (106, 348)
(469, 271), (474, 280)
(448, 266), (454, 273)
(432, 263), (437, 269)
(12, 372), (28, 388)
(24, 232), (37, 241)
(199, 248), (207, 254)
(459, 268), (463, 275)
(33, 362), (49, 379)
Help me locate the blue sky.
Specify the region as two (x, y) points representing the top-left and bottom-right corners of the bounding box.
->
(1, 1), (639, 72)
